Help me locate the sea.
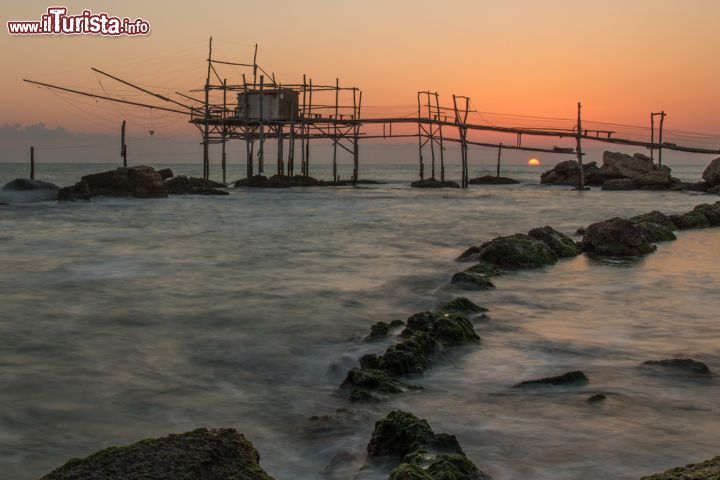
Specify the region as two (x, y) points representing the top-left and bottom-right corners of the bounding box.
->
(1, 162), (718, 479)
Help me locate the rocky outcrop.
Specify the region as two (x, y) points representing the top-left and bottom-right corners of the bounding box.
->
(629, 211), (678, 231)
(58, 166), (167, 200)
(458, 234), (557, 269)
(1, 178), (59, 202)
(581, 218), (657, 256)
(528, 226), (581, 258)
(513, 370), (589, 388)
(368, 411), (491, 480)
(468, 175), (519, 185)
(450, 263), (497, 290)
(342, 310), (480, 402)
(411, 178), (461, 188)
(164, 175), (229, 195)
(41, 428), (273, 480)
(365, 320), (405, 341)
(702, 157), (720, 187)
(642, 358), (711, 375)
(641, 455), (720, 480)
(158, 168), (174, 180)
(669, 203), (720, 230)
(540, 160), (600, 186)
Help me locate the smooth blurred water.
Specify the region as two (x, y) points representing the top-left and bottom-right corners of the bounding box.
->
(0, 163), (718, 480)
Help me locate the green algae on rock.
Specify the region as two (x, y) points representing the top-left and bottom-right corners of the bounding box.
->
(581, 218), (657, 256)
(466, 233), (558, 269)
(439, 297), (488, 315)
(41, 428), (274, 480)
(641, 455), (720, 480)
(527, 226), (581, 258)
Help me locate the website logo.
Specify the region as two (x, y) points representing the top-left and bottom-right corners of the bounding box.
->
(7, 7), (151, 36)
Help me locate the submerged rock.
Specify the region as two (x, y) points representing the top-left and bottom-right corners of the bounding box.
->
(702, 157), (720, 187)
(403, 311), (480, 346)
(411, 178), (461, 189)
(365, 320), (405, 341)
(463, 234), (557, 269)
(390, 463), (433, 480)
(164, 175), (229, 195)
(581, 218), (657, 256)
(58, 165), (167, 200)
(513, 370), (589, 388)
(40, 428), (273, 480)
(450, 269), (495, 291)
(426, 454), (491, 480)
(341, 368), (412, 402)
(527, 226), (581, 258)
(1, 178), (59, 202)
(468, 175), (519, 185)
(439, 297), (488, 315)
(642, 358), (711, 375)
(641, 454), (720, 480)
(587, 394), (607, 404)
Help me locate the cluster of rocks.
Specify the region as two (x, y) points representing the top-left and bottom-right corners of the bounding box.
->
(410, 178), (461, 188)
(56, 166), (228, 201)
(0, 178), (59, 203)
(234, 174), (381, 188)
(341, 297), (485, 402)
(369, 410), (491, 479)
(541, 151), (685, 190)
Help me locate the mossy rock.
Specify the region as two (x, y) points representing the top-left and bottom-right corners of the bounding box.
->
(427, 454), (491, 480)
(474, 233), (558, 269)
(581, 218), (657, 256)
(629, 210), (677, 230)
(367, 411), (437, 458)
(691, 203), (720, 226)
(403, 311), (480, 346)
(450, 270), (495, 291)
(380, 331), (435, 375)
(341, 368), (409, 402)
(640, 455), (720, 479)
(527, 226), (581, 258)
(365, 320), (405, 341)
(670, 211), (710, 230)
(632, 221), (677, 242)
(439, 297), (488, 315)
(389, 463), (433, 480)
(40, 428), (274, 480)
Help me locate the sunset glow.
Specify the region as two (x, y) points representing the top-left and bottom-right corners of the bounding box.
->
(528, 158), (541, 166)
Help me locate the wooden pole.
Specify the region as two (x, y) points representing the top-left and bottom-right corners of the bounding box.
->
(277, 124), (284, 176)
(497, 143), (502, 178)
(258, 75), (265, 175)
(120, 120), (127, 167)
(658, 110), (665, 167)
(427, 93), (436, 179)
(333, 78), (339, 183)
(300, 74), (307, 176)
(650, 113), (655, 161)
(576, 102), (585, 190)
(243, 75), (253, 178)
(435, 92), (445, 182)
(353, 89), (361, 185)
(453, 95), (465, 188)
(30, 146), (35, 179)
(306, 78), (313, 177)
(203, 37), (212, 180)
(417, 92), (424, 180)
(221, 78), (227, 183)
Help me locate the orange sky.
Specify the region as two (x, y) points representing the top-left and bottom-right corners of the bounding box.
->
(2, 0), (720, 145)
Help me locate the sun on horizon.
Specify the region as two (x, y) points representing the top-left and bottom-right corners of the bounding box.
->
(528, 158), (541, 166)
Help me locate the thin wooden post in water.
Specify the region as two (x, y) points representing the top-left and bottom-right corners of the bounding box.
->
(306, 78), (313, 177)
(333, 78), (339, 183)
(435, 92), (445, 182)
(120, 120), (127, 167)
(300, 74), (307, 177)
(203, 37), (212, 180)
(352, 88), (361, 185)
(575, 102), (586, 190)
(497, 143), (503, 178)
(30, 146), (35, 179)
(277, 124), (284, 176)
(258, 75), (265, 175)
(658, 110), (666, 167)
(221, 78), (227, 183)
(243, 75), (253, 178)
(650, 112), (655, 161)
(427, 93), (436, 179)
(417, 92), (424, 180)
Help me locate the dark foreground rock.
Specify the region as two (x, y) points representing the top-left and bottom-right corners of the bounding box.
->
(641, 455), (720, 480)
(528, 226), (581, 258)
(234, 174), (380, 188)
(58, 166), (167, 200)
(628, 211), (678, 242)
(368, 411), (491, 480)
(158, 168), (174, 180)
(164, 175), (229, 195)
(342, 310), (480, 401)
(1, 178), (59, 202)
(458, 234), (557, 269)
(581, 218), (657, 256)
(411, 178), (460, 188)
(468, 175), (519, 185)
(513, 370), (589, 388)
(642, 359), (711, 375)
(41, 428), (273, 480)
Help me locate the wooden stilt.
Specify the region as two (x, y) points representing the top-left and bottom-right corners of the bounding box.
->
(120, 120), (127, 167)
(30, 146), (35, 180)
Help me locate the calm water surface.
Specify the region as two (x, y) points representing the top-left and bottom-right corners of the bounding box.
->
(0, 163), (718, 479)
